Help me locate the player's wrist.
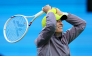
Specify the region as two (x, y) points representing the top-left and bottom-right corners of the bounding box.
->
(60, 12), (68, 20)
(62, 12), (69, 16)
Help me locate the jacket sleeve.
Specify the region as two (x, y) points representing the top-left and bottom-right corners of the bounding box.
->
(35, 12), (56, 47)
(64, 13), (86, 44)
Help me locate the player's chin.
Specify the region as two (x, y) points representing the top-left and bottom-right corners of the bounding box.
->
(58, 29), (62, 33)
(55, 29), (63, 33)
(59, 30), (62, 33)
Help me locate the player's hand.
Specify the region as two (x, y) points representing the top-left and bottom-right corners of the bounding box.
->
(56, 8), (68, 19)
(56, 8), (63, 16)
(42, 5), (52, 13)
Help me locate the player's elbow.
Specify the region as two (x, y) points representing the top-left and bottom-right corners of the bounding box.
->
(79, 20), (86, 31)
(83, 20), (86, 26)
(81, 20), (86, 29)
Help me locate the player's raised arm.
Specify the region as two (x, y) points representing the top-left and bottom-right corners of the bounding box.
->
(64, 13), (86, 44)
(35, 5), (57, 47)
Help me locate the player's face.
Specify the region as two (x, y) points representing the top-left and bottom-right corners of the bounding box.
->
(55, 20), (63, 33)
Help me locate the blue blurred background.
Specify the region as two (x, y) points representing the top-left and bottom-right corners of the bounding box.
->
(0, 0), (92, 56)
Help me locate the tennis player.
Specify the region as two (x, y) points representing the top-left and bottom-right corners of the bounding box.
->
(35, 5), (86, 56)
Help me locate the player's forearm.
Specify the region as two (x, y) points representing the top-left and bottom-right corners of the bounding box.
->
(46, 12), (56, 29)
(36, 12), (56, 47)
(65, 13), (86, 27)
